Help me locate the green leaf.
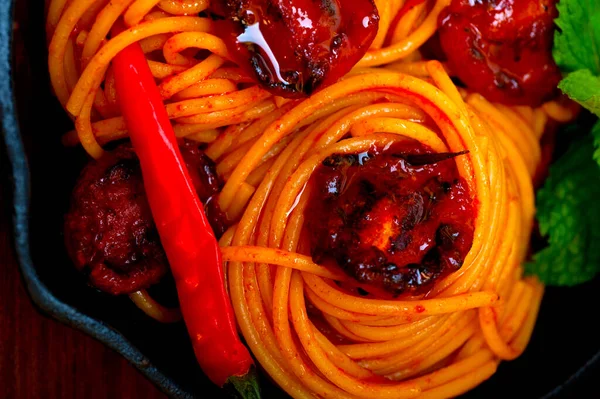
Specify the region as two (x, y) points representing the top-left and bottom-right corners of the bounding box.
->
(527, 134), (600, 285)
(558, 69), (600, 117)
(543, 0), (600, 287)
(592, 121), (600, 167)
(553, 0), (600, 74)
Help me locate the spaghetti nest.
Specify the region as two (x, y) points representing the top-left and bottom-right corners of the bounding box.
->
(217, 65), (543, 398)
(47, 0), (578, 398)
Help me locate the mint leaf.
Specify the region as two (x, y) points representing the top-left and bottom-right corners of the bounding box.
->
(554, 0), (600, 74)
(592, 121), (600, 167)
(541, 0), (600, 286)
(527, 135), (600, 285)
(558, 69), (600, 116)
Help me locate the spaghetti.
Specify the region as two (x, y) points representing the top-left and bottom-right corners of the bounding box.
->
(48, 0), (577, 397)
(216, 67), (542, 398)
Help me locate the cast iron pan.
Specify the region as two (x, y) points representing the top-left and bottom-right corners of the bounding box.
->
(1, 0), (600, 397)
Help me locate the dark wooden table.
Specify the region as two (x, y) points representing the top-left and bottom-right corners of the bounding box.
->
(0, 155), (166, 399)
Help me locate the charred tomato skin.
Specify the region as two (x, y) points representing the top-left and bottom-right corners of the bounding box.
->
(215, 0), (379, 98)
(438, 0), (561, 106)
(306, 141), (475, 296)
(64, 142), (226, 295)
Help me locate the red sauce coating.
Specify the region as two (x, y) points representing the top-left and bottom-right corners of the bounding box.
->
(305, 141), (475, 296)
(214, 0), (379, 98)
(64, 142), (226, 295)
(438, 0), (561, 106)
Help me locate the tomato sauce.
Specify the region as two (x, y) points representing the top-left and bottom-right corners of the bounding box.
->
(305, 141), (475, 296)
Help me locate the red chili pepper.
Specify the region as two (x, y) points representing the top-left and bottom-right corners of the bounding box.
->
(112, 39), (259, 398)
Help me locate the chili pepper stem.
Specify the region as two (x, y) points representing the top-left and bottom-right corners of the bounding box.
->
(226, 367), (262, 399)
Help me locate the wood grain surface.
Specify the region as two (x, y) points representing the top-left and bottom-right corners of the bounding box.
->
(0, 154), (166, 399)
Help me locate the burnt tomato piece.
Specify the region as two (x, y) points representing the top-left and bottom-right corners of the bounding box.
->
(305, 141), (475, 296)
(216, 0), (379, 98)
(64, 142), (227, 295)
(438, 0), (561, 106)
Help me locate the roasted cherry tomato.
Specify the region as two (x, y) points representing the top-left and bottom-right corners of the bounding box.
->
(438, 0), (561, 106)
(215, 0), (379, 98)
(305, 142), (475, 296)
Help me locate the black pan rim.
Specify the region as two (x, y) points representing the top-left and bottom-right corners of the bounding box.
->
(0, 0), (597, 397)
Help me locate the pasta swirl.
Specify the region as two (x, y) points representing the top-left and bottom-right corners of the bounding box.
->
(47, 0), (577, 397)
